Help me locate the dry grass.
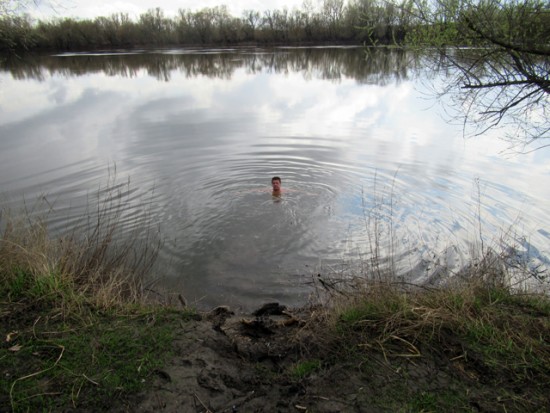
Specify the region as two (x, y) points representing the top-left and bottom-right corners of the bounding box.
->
(309, 248), (548, 350)
(0, 178), (161, 312)
(295, 266), (550, 412)
(297, 256), (550, 411)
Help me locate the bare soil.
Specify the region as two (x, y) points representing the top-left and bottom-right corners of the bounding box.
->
(115, 303), (545, 413)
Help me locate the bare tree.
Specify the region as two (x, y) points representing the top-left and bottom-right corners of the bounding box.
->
(410, 0), (550, 152)
(1, 0), (25, 16)
(242, 9), (260, 40)
(1, 0), (62, 16)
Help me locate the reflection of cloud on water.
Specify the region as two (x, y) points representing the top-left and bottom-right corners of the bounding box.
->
(0, 74), (56, 124)
(0, 87), (125, 191)
(264, 73), (409, 137)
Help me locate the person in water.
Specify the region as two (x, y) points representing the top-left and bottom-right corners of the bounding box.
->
(271, 176), (282, 195)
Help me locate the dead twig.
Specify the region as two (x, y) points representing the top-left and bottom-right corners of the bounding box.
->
(193, 392), (213, 413)
(10, 344), (66, 411)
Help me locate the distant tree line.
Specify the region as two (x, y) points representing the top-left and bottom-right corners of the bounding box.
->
(0, 1), (394, 52)
(1, 1), (548, 53)
(0, 0), (509, 52)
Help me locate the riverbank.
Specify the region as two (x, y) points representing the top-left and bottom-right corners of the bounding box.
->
(120, 280), (550, 413)
(2, 277), (549, 412)
(1, 198), (549, 412)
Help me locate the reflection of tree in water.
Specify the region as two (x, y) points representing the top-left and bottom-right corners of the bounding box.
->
(1, 48), (417, 85)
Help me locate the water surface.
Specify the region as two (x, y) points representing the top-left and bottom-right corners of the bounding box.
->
(1, 47), (549, 310)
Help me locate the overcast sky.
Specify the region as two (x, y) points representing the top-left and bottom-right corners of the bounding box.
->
(24, 0), (311, 20)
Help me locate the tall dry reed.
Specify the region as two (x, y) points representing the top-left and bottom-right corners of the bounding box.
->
(0, 178), (162, 311)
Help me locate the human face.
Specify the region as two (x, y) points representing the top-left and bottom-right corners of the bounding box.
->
(272, 179), (281, 192)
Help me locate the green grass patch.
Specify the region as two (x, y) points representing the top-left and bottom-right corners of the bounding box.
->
(288, 359), (321, 380)
(2, 268), (74, 310)
(1, 306), (194, 412)
(406, 390), (473, 412)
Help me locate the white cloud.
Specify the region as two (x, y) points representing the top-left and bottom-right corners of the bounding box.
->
(29, 0), (308, 20)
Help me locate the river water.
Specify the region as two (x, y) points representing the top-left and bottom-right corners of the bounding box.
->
(1, 47), (548, 310)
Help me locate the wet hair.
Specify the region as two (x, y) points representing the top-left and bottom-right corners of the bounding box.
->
(271, 176), (281, 184)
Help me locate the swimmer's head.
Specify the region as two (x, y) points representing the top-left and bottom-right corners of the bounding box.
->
(271, 176), (281, 192)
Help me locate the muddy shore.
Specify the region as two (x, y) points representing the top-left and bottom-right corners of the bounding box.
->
(119, 300), (548, 413)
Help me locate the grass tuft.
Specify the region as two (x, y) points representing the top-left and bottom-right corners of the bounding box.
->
(288, 359), (321, 380)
